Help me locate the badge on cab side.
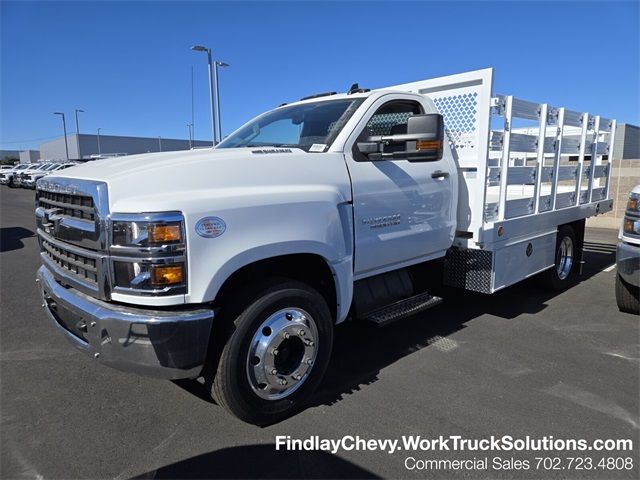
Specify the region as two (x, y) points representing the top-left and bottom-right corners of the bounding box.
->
(195, 217), (226, 238)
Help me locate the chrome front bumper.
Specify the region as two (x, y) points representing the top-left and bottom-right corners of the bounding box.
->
(616, 241), (640, 288)
(37, 266), (214, 379)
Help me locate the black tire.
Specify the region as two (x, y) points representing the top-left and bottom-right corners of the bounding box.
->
(7, 178), (14, 188)
(539, 225), (578, 291)
(207, 278), (333, 425)
(615, 273), (640, 315)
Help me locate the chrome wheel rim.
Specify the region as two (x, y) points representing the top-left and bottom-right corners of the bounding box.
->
(556, 236), (574, 280)
(246, 307), (318, 400)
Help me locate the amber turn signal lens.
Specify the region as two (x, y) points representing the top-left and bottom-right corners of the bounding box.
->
(416, 140), (441, 151)
(148, 224), (181, 243)
(627, 198), (638, 212)
(150, 265), (184, 286)
(623, 218), (639, 235)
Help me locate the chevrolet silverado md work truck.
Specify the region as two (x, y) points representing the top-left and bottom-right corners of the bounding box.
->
(35, 68), (616, 424)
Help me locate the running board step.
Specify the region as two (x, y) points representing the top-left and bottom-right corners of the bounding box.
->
(364, 292), (443, 327)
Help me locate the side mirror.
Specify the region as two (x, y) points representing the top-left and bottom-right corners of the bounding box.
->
(405, 114), (444, 162)
(359, 113), (445, 162)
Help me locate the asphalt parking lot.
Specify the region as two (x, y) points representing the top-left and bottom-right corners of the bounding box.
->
(1, 186), (638, 479)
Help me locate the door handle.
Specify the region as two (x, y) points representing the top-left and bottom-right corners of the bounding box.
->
(431, 170), (449, 179)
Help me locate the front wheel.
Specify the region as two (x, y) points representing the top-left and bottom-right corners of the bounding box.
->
(539, 225), (578, 291)
(208, 279), (333, 425)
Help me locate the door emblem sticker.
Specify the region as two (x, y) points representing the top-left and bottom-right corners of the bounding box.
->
(196, 217), (226, 238)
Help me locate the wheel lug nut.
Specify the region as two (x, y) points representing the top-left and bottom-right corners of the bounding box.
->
(283, 332), (290, 339)
(292, 374), (302, 381)
(307, 359), (313, 365)
(298, 329), (305, 336)
(270, 368), (278, 375)
(279, 379), (288, 386)
(305, 340), (314, 346)
(271, 348), (279, 356)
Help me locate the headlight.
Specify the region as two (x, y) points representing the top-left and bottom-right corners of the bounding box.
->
(110, 212), (187, 295)
(112, 261), (186, 291)
(112, 212), (184, 248)
(623, 216), (640, 236)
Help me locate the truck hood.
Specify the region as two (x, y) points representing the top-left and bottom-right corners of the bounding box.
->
(44, 147), (351, 213)
(57, 148), (278, 183)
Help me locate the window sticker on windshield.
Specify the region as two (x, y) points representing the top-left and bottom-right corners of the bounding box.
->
(309, 144), (327, 152)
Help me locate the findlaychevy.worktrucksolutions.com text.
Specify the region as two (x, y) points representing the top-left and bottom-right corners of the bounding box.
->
(275, 435), (633, 455)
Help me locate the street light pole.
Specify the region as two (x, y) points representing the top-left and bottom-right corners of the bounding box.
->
(187, 123), (193, 149)
(191, 45), (217, 146)
(215, 61), (229, 142)
(191, 65), (195, 143)
(54, 112), (69, 161)
(97, 128), (102, 156)
(74, 108), (84, 159)
(158, 136), (162, 152)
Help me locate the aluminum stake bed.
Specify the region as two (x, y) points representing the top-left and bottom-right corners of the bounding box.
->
(388, 68), (614, 292)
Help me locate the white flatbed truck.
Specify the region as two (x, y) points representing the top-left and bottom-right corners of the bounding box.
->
(35, 68), (616, 424)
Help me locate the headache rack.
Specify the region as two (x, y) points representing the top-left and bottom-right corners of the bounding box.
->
(389, 68), (616, 248)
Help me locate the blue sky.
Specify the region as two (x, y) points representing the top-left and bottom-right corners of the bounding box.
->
(1, 0), (638, 150)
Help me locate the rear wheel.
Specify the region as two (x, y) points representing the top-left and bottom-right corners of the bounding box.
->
(539, 225), (578, 291)
(615, 273), (640, 314)
(207, 279), (333, 425)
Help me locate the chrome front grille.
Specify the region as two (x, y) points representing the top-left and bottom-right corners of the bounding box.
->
(36, 178), (110, 300)
(37, 190), (96, 221)
(41, 238), (98, 285)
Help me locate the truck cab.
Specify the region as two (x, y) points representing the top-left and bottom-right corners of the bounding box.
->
(216, 90), (458, 283)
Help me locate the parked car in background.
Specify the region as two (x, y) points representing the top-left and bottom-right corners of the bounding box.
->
(0, 164), (31, 187)
(616, 185), (640, 314)
(14, 163), (47, 188)
(22, 163), (78, 189)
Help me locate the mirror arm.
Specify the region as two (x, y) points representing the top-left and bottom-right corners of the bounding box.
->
(365, 133), (438, 143)
(368, 149), (439, 162)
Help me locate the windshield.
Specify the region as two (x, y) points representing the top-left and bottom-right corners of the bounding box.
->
(42, 164), (58, 171)
(217, 98), (364, 152)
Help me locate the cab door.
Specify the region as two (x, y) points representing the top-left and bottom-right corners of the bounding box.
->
(344, 95), (456, 278)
